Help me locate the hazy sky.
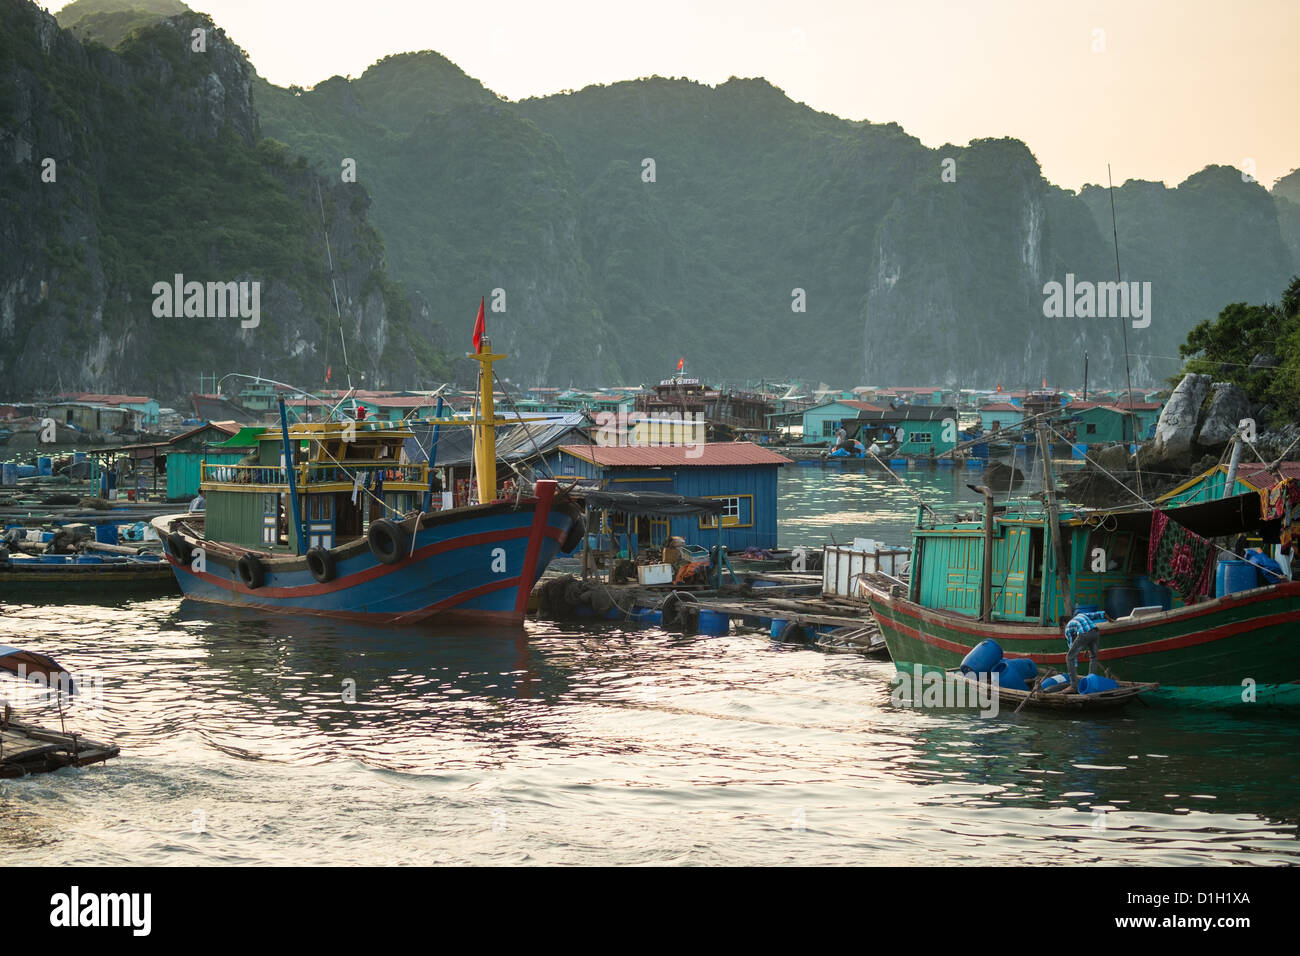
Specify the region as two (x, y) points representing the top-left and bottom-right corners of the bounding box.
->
(50, 0), (1300, 191)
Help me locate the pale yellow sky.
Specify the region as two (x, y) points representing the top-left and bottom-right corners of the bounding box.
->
(50, 0), (1300, 190)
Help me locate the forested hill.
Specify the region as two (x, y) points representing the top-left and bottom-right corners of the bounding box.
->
(257, 56), (1299, 388)
(0, 0), (448, 399)
(6, 0), (1298, 393)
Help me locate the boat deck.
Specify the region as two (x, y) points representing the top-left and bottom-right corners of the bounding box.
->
(0, 720), (120, 777)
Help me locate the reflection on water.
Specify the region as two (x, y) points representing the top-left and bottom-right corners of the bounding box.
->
(0, 467), (1295, 865)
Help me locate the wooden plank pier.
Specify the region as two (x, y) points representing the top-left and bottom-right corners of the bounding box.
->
(0, 719), (119, 778)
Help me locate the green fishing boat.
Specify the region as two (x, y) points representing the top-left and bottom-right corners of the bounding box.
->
(861, 435), (1300, 709)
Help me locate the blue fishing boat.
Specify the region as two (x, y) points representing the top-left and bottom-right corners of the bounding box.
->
(152, 327), (583, 625)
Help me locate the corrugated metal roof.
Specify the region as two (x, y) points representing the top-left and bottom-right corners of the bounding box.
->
(56, 393), (154, 405)
(558, 442), (792, 467)
(1236, 461), (1300, 487)
(854, 406), (957, 423)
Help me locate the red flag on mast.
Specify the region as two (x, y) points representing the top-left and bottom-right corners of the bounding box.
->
(472, 297), (486, 353)
(676, 357), (685, 371)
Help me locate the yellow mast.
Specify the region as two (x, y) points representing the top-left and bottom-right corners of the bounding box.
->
(470, 335), (505, 503)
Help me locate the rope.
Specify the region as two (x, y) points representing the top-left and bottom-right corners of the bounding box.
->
(862, 446), (941, 520)
(492, 367), (558, 481)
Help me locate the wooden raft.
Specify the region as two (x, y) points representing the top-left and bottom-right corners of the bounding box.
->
(0, 720), (119, 778)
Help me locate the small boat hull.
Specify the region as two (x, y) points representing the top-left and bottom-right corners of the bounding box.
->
(865, 580), (1300, 709)
(947, 668), (1157, 713)
(0, 556), (177, 592)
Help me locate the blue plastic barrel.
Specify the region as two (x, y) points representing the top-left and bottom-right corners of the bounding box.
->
(36, 456), (52, 477)
(1104, 586), (1142, 619)
(1216, 559), (1259, 597)
(770, 618), (786, 638)
(0, 463), (15, 486)
(960, 639), (1003, 674)
(1071, 443), (1087, 459)
(16, 464), (35, 478)
(73, 451), (87, 463)
(1132, 575), (1173, 610)
(993, 656), (1038, 691)
(1040, 674), (1071, 691)
(698, 610), (730, 635)
(1078, 675), (1119, 695)
(95, 523), (119, 545)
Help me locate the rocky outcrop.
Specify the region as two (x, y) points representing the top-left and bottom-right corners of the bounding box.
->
(1149, 373), (1211, 462)
(1197, 382), (1253, 447)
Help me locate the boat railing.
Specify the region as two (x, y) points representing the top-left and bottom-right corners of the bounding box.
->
(203, 463), (289, 485)
(202, 461), (427, 487)
(301, 463), (425, 484)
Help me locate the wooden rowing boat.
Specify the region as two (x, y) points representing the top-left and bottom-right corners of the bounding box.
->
(948, 668), (1159, 713)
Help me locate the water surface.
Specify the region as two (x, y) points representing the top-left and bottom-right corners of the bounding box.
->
(1, 466), (1295, 865)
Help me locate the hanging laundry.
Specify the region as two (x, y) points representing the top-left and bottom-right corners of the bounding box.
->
(1148, 509), (1217, 603)
(1262, 477), (1300, 550)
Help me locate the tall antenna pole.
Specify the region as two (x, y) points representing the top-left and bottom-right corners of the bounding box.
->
(315, 180), (352, 391)
(1108, 164), (1142, 497)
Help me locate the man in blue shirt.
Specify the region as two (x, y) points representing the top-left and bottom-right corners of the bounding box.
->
(1063, 609), (1108, 689)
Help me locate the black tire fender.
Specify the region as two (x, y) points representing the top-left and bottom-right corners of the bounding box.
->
(367, 519), (409, 565)
(778, 619), (811, 643)
(168, 531), (194, 566)
(306, 546), (337, 583)
(560, 512), (586, 554)
(237, 553), (265, 589)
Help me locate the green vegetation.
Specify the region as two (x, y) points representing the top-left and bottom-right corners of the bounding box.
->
(6, 0), (1299, 392)
(55, 0), (190, 49)
(0, 0), (449, 396)
(1176, 276), (1300, 427)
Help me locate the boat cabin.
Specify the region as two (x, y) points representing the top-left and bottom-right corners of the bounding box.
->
(199, 422), (438, 554)
(908, 492), (1281, 626)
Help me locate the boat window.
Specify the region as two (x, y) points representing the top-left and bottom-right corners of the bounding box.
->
(1110, 533), (1132, 572)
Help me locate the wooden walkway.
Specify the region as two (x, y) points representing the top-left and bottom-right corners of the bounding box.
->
(0, 720), (119, 777)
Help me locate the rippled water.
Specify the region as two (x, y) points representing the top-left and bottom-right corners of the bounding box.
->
(2, 466), (1296, 865)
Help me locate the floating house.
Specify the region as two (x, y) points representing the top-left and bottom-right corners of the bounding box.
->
(851, 406), (958, 457)
(1158, 461), (1300, 508)
(549, 442), (791, 551)
(51, 393), (161, 428)
(798, 400), (886, 444)
(978, 402), (1024, 434)
(1065, 401), (1164, 444)
(42, 401), (142, 437)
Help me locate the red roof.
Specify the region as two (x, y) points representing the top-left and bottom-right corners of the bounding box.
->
(1236, 462), (1300, 487)
(55, 392), (154, 405)
(559, 442), (792, 467)
(981, 403), (1022, 412)
(839, 400), (885, 412)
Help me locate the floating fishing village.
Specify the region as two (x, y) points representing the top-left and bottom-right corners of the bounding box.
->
(3, 0), (1300, 891)
(7, 332), (1300, 762)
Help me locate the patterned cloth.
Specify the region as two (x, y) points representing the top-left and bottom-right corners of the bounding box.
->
(1148, 509), (1217, 603)
(1262, 477), (1300, 551)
